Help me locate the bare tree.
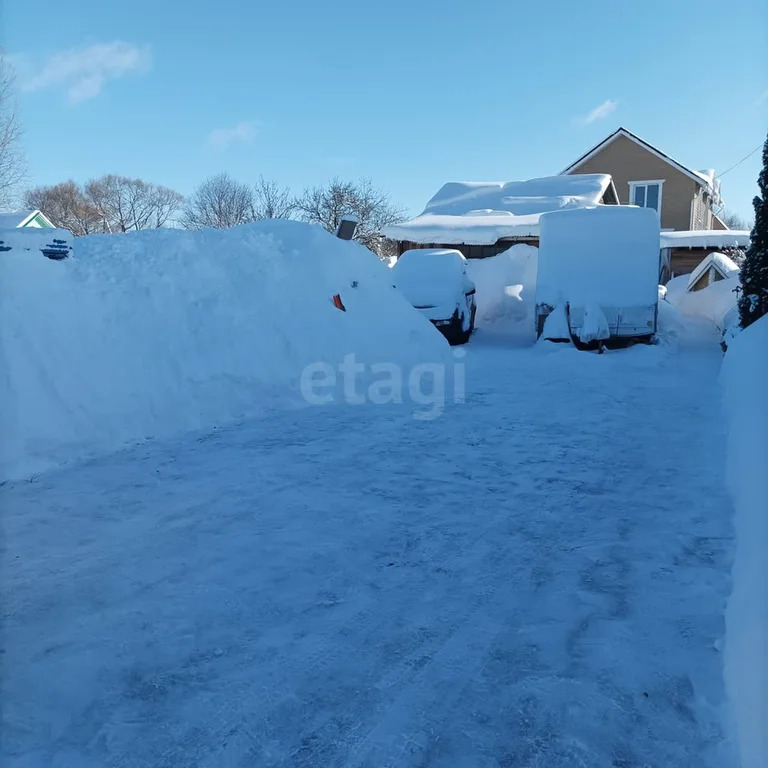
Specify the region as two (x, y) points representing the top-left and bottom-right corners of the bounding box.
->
(296, 178), (405, 257)
(0, 52), (25, 208)
(24, 175), (182, 234)
(148, 183), (184, 228)
(85, 174), (182, 232)
(719, 208), (753, 231)
(24, 181), (101, 235)
(181, 173), (255, 229)
(253, 176), (296, 219)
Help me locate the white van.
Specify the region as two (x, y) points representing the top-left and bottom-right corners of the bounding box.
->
(535, 206), (660, 346)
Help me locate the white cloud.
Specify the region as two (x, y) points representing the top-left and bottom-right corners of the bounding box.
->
(579, 99), (618, 125)
(17, 41), (151, 103)
(208, 121), (258, 149)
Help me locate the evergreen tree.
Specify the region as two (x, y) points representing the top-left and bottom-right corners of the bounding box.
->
(738, 132), (768, 328)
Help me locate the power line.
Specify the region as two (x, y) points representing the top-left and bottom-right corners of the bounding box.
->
(717, 144), (763, 179)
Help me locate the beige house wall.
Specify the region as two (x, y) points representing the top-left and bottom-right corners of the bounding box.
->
(566, 134), (704, 231)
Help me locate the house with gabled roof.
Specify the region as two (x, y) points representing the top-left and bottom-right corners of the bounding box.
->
(0, 209), (56, 229)
(383, 174), (618, 259)
(561, 127), (727, 232)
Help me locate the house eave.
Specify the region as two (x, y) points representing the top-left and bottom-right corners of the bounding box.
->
(561, 127), (714, 192)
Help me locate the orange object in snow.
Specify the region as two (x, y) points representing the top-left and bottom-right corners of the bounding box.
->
(332, 294), (346, 311)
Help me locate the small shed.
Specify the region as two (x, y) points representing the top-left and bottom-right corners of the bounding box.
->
(383, 174), (619, 259)
(0, 209), (56, 229)
(660, 230), (749, 280)
(686, 252), (739, 292)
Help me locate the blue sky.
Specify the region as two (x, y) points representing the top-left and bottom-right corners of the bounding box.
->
(4, 0), (767, 219)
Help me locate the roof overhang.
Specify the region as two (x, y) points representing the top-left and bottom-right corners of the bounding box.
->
(561, 127), (716, 194)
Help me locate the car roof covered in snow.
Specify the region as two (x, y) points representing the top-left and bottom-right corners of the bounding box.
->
(660, 230), (750, 250)
(686, 251), (740, 290)
(382, 174), (615, 246)
(392, 248), (468, 307)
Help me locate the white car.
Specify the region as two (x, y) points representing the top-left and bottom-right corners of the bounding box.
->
(392, 248), (476, 345)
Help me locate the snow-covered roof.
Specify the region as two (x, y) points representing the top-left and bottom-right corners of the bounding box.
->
(383, 174), (615, 245)
(686, 251), (740, 291)
(660, 230), (750, 250)
(562, 128), (722, 204)
(0, 209), (55, 229)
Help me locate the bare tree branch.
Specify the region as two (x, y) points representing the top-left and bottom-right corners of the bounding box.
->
(296, 178), (405, 257)
(25, 176), (183, 235)
(0, 51), (25, 208)
(84, 175), (183, 232)
(24, 181), (101, 235)
(181, 173), (255, 229)
(253, 176), (296, 219)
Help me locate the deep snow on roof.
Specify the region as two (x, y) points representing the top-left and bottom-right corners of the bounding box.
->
(686, 251), (740, 290)
(660, 230), (750, 250)
(0, 210), (39, 229)
(383, 174), (613, 245)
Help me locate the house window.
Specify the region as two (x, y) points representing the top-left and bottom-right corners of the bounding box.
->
(629, 180), (663, 212)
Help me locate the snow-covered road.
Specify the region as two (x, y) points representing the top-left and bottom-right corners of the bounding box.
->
(1, 334), (735, 767)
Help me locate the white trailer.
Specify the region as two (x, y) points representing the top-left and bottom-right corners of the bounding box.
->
(535, 206), (660, 345)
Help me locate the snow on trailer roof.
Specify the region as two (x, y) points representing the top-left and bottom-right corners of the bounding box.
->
(383, 174), (614, 246)
(660, 230), (750, 250)
(686, 251), (740, 291)
(536, 206), (660, 308)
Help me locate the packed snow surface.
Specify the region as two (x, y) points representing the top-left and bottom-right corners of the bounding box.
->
(660, 230), (751, 250)
(0, 221), (447, 480)
(536, 206), (660, 307)
(1, 324), (736, 767)
(382, 174), (613, 245)
(721, 315), (768, 768)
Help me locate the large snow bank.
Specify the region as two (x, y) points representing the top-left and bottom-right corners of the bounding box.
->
(721, 315), (768, 768)
(0, 227), (74, 259)
(0, 221), (448, 479)
(536, 206), (660, 307)
(465, 244), (538, 328)
(666, 273), (740, 339)
(382, 174), (613, 245)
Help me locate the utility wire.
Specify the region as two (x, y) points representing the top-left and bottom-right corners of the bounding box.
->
(717, 144), (763, 179)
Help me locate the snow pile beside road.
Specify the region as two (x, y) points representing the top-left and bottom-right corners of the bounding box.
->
(465, 244), (538, 328)
(721, 315), (768, 768)
(0, 227), (74, 259)
(666, 274), (740, 341)
(0, 220), (447, 479)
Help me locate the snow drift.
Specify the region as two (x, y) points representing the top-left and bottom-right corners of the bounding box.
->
(465, 244), (538, 329)
(721, 315), (768, 768)
(0, 227), (74, 259)
(666, 272), (741, 343)
(0, 221), (448, 479)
